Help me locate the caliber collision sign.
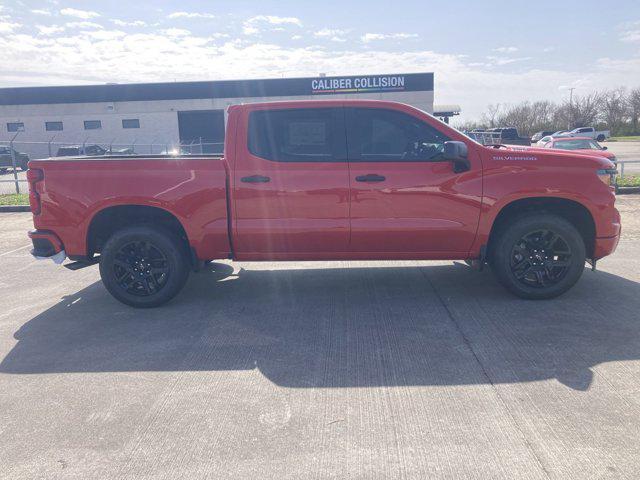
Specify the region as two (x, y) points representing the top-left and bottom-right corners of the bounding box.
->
(311, 75), (408, 94)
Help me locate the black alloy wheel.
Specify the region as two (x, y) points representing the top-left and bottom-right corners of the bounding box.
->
(113, 240), (170, 297)
(510, 229), (572, 288)
(490, 213), (586, 299)
(99, 226), (190, 308)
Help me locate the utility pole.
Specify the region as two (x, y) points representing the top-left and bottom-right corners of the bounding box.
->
(568, 87), (576, 130)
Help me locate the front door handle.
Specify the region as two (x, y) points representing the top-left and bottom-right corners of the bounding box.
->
(355, 174), (386, 182)
(241, 175), (271, 183)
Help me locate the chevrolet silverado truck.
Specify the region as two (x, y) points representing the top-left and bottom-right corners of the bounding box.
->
(26, 100), (620, 307)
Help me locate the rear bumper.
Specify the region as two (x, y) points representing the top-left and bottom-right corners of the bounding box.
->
(593, 234), (620, 260)
(28, 229), (65, 260)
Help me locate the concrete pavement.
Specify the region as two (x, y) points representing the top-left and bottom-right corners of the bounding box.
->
(1, 198), (640, 479)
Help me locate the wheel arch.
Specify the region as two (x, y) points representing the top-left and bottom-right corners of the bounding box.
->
(486, 196), (596, 259)
(86, 204), (190, 259)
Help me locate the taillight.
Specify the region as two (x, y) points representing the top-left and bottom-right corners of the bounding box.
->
(27, 168), (44, 215)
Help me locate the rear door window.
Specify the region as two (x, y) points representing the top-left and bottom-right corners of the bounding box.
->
(346, 108), (450, 162)
(248, 108), (346, 162)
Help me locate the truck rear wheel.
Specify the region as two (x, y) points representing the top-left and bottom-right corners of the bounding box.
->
(99, 226), (190, 308)
(490, 214), (586, 299)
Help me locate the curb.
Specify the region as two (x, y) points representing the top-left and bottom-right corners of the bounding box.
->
(0, 205), (31, 212)
(616, 186), (640, 194)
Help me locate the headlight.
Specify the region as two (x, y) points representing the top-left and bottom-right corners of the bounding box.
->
(597, 169), (617, 187)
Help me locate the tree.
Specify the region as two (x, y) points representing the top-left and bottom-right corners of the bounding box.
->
(627, 88), (640, 134)
(480, 104), (502, 128)
(555, 92), (602, 130)
(600, 88), (628, 135)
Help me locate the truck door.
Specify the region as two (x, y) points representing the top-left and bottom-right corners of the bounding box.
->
(346, 106), (482, 256)
(232, 105), (350, 258)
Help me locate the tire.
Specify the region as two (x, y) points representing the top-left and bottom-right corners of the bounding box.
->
(490, 214), (586, 299)
(99, 226), (190, 308)
(597, 134), (605, 142)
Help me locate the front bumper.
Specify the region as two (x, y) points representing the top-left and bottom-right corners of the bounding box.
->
(28, 230), (66, 263)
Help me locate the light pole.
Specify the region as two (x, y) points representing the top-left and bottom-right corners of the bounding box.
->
(568, 87), (576, 130)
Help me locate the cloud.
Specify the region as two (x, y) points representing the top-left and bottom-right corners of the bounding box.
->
(31, 9), (52, 16)
(161, 28), (192, 37)
(361, 33), (418, 42)
(65, 21), (104, 30)
(492, 46), (518, 53)
(0, 24), (638, 122)
(36, 24), (65, 35)
(314, 28), (349, 42)
(167, 12), (215, 19)
(486, 55), (532, 66)
(243, 15), (302, 35)
(0, 21), (21, 33)
(60, 8), (100, 19)
(619, 21), (640, 43)
(112, 19), (148, 27)
(314, 28), (348, 37)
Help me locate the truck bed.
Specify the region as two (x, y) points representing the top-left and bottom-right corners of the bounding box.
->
(29, 155), (231, 260)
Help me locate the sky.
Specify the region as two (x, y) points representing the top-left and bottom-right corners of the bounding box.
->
(0, 0), (639, 121)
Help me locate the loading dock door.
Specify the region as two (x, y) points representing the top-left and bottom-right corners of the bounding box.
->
(178, 110), (225, 154)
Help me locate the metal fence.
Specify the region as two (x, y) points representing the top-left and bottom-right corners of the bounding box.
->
(465, 131), (502, 145)
(0, 136), (224, 195)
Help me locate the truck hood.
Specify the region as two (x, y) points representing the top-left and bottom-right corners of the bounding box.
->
(504, 145), (616, 169)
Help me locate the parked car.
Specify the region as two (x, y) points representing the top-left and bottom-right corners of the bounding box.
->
(568, 127), (610, 142)
(536, 131), (573, 146)
(0, 145), (29, 171)
(530, 131), (555, 143)
(27, 100), (619, 307)
(536, 135), (553, 146)
(487, 127), (531, 146)
(55, 145), (134, 157)
(542, 136), (617, 165)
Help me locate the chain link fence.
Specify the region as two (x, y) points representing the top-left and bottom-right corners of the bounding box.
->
(0, 136), (224, 196)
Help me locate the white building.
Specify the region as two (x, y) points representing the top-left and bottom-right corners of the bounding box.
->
(0, 72), (435, 158)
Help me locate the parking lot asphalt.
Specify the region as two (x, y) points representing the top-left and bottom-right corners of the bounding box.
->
(1, 197), (640, 479)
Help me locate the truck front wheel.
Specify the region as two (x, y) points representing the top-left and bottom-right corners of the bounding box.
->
(99, 226), (190, 308)
(490, 214), (586, 299)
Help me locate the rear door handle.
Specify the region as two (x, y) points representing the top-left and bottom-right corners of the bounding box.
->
(355, 174), (386, 182)
(241, 175), (271, 183)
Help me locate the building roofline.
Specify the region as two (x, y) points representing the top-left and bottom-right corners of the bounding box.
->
(0, 72), (434, 106)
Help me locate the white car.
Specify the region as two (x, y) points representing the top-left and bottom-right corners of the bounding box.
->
(568, 127), (610, 142)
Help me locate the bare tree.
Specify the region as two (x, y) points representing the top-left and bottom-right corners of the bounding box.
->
(480, 104), (502, 128)
(555, 92), (602, 130)
(627, 88), (640, 134)
(600, 88), (628, 135)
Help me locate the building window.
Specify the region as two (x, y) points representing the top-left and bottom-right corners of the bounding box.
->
(7, 122), (24, 133)
(84, 120), (102, 130)
(122, 118), (140, 129)
(45, 121), (63, 131)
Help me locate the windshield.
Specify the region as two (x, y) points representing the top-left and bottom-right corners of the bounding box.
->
(553, 139), (601, 150)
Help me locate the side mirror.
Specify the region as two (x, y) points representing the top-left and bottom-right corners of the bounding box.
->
(444, 141), (470, 173)
(601, 146), (608, 150)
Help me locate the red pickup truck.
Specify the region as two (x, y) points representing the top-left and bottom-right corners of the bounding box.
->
(27, 100), (620, 307)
